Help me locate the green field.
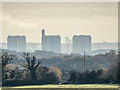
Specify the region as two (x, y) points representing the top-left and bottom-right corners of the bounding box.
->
(2, 84), (119, 90)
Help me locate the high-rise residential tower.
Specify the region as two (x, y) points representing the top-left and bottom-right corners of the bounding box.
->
(41, 29), (61, 53)
(72, 35), (92, 54)
(7, 36), (26, 52)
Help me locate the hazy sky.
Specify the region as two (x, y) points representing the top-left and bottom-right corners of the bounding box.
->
(2, 2), (118, 43)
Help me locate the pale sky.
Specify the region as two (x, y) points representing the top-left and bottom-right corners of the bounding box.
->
(2, 2), (118, 43)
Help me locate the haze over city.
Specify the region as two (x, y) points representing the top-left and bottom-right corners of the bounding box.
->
(2, 2), (118, 43)
(1, 2), (120, 88)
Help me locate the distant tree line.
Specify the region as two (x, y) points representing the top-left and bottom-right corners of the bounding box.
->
(67, 51), (119, 84)
(1, 50), (120, 86)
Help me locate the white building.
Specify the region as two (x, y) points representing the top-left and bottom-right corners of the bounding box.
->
(72, 35), (92, 54)
(7, 36), (26, 52)
(42, 29), (61, 53)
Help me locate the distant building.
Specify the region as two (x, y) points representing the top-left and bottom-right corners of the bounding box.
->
(63, 37), (72, 54)
(42, 29), (61, 53)
(65, 37), (71, 44)
(7, 36), (26, 52)
(72, 35), (92, 54)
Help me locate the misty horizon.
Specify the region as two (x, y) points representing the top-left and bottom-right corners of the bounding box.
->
(2, 2), (118, 43)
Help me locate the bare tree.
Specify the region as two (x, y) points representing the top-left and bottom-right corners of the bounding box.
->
(20, 53), (41, 81)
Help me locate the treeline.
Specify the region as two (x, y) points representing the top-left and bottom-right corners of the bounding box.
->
(39, 50), (118, 72)
(2, 53), (61, 86)
(66, 51), (119, 84)
(67, 69), (118, 84)
(1, 50), (120, 86)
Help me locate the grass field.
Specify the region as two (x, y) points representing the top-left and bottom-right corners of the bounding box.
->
(2, 84), (119, 89)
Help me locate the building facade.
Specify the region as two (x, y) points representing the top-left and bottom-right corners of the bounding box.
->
(7, 36), (26, 52)
(42, 29), (61, 53)
(62, 37), (72, 54)
(73, 35), (91, 54)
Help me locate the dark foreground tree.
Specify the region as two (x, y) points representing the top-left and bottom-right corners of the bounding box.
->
(37, 66), (60, 84)
(2, 53), (17, 80)
(20, 53), (41, 81)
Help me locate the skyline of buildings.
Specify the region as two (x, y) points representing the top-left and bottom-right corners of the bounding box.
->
(3, 42), (117, 54)
(7, 29), (92, 54)
(5, 29), (117, 54)
(41, 29), (92, 54)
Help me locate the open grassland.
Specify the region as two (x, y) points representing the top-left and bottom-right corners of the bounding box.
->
(2, 84), (119, 90)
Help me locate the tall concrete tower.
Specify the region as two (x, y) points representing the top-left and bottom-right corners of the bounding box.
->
(42, 29), (45, 37)
(7, 36), (26, 52)
(73, 35), (91, 54)
(42, 29), (45, 50)
(41, 29), (61, 53)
